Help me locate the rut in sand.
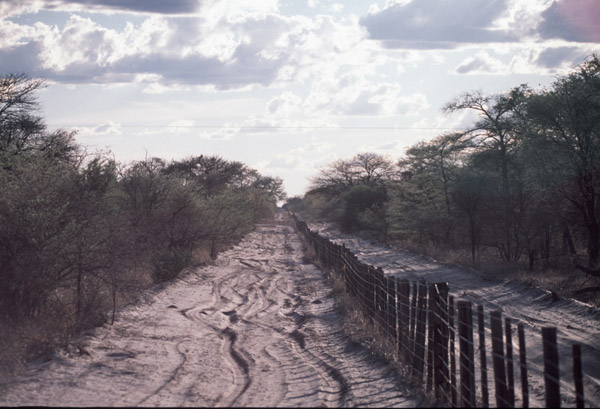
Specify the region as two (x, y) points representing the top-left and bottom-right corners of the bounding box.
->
(0, 213), (416, 407)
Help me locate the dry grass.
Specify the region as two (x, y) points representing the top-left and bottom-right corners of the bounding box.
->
(0, 242), (230, 381)
(192, 247), (213, 265)
(390, 238), (600, 307)
(321, 266), (436, 408)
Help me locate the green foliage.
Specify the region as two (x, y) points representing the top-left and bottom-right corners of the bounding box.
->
(151, 248), (193, 283)
(0, 73), (286, 365)
(340, 184), (387, 232)
(301, 54), (600, 271)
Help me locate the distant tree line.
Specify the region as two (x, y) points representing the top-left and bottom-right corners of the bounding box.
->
(0, 73), (285, 363)
(287, 54), (600, 273)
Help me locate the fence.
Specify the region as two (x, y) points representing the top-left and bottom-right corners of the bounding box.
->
(291, 213), (591, 408)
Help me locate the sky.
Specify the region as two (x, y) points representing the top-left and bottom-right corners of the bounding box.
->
(1, 0), (599, 197)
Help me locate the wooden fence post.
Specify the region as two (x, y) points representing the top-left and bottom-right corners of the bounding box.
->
(427, 284), (435, 392)
(373, 267), (387, 334)
(542, 327), (560, 408)
(366, 263), (374, 321)
(383, 275), (390, 337)
(409, 281), (418, 365)
(458, 301), (476, 408)
(432, 282), (449, 403)
(394, 277), (400, 361)
(505, 317), (515, 407)
(377, 269), (385, 332)
(398, 280), (410, 362)
(449, 295), (457, 407)
(491, 310), (509, 408)
(389, 276), (398, 343)
(573, 344), (584, 408)
(412, 281), (428, 381)
(478, 305), (489, 408)
(518, 324), (529, 408)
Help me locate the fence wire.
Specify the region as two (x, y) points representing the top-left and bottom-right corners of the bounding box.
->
(291, 213), (596, 408)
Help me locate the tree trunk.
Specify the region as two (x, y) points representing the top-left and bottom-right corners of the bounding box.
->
(470, 216), (477, 263)
(528, 249), (535, 270)
(210, 239), (218, 259)
(563, 224), (576, 256)
(76, 268), (82, 329)
(588, 223), (600, 267)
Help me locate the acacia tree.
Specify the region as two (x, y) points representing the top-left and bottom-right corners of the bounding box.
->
(395, 133), (467, 244)
(443, 86), (530, 261)
(310, 152), (395, 194)
(164, 155), (248, 196)
(308, 152), (395, 232)
(526, 55), (600, 267)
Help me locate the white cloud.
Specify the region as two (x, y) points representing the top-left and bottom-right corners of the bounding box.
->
(451, 45), (596, 76)
(361, 0), (517, 49)
(454, 52), (505, 75)
(538, 0), (600, 43)
(0, 1), (299, 88)
(2, 0), (202, 16)
(76, 121), (122, 136)
(260, 141), (336, 172)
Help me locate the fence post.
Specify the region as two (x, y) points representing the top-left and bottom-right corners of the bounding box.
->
(377, 269), (385, 332)
(412, 281), (428, 381)
(505, 317), (515, 407)
(365, 264), (374, 323)
(457, 301), (476, 408)
(478, 305), (489, 408)
(449, 295), (457, 407)
(518, 324), (529, 408)
(409, 281), (418, 364)
(542, 327), (560, 408)
(379, 269), (389, 335)
(491, 310), (509, 408)
(389, 276), (398, 344)
(427, 284), (435, 392)
(398, 280), (410, 363)
(394, 277), (400, 361)
(573, 344), (584, 408)
(383, 274), (390, 337)
(432, 282), (449, 403)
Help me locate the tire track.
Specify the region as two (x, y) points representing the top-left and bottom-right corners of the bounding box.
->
(0, 214), (416, 408)
(220, 327), (251, 407)
(135, 340), (188, 406)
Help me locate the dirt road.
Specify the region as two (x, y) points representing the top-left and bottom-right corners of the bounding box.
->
(0, 215), (416, 407)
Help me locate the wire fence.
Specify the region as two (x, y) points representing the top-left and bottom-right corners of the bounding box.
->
(291, 212), (594, 408)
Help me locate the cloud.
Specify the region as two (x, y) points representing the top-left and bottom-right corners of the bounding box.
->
(534, 46), (589, 69)
(303, 71), (430, 117)
(0, 10), (296, 88)
(76, 121), (122, 136)
(538, 0), (600, 43)
(454, 52), (505, 74)
(0, 2), (368, 91)
(360, 0), (517, 49)
(450, 45), (596, 76)
(261, 141), (336, 172)
(1, 0), (201, 15)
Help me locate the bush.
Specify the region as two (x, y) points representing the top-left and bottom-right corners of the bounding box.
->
(151, 248), (193, 283)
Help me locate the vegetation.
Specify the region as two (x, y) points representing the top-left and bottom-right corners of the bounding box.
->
(289, 55), (600, 302)
(0, 73), (285, 372)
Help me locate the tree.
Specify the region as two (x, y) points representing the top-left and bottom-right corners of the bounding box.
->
(443, 85), (530, 261)
(310, 152), (395, 195)
(526, 55), (600, 266)
(164, 155), (248, 196)
(398, 133), (467, 244)
(339, 184), (387, 232)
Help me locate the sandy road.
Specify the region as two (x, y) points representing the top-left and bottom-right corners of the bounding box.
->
(0, 214), (416, 407)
